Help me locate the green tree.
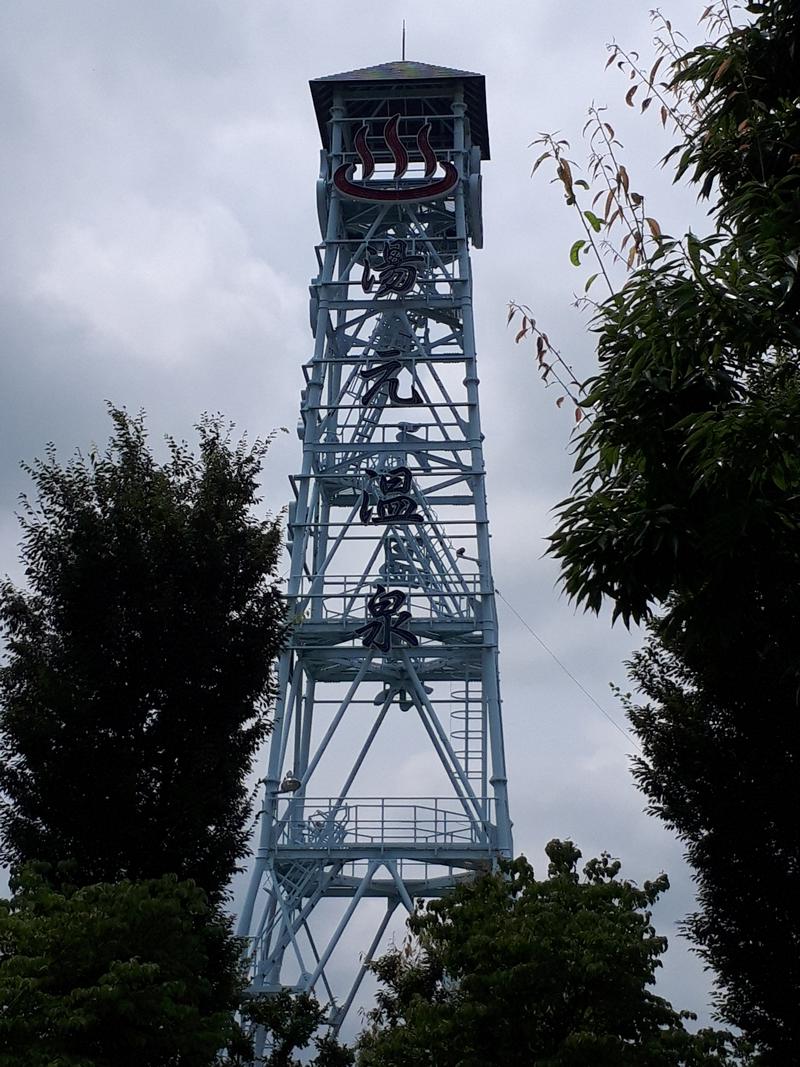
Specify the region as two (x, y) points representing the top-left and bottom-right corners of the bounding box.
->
(356, 842), (752, 1067)
(0, 408), (285, 901)
(0, 866), (354, 1067)
(0, 865), (243, 1067)
(526, 0), (800, 1056)
(234, 990), (354, 1067)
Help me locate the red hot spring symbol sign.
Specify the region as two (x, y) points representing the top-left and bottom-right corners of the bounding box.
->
(333, 114), (459, 203)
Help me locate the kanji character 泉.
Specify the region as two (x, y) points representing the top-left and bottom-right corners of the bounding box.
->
(354, 585), (418, 654)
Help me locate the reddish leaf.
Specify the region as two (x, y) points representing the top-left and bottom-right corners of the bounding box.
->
(625, 85), (638, 107)
(557, 159), (574, 196)
(556, 396), (565, 408)
(713, 56), (733, 83)
(575, 407), (584, 423)
(645, 216), (662, 239)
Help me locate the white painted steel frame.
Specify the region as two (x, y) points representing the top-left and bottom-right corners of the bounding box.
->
(238, 74), (511, 1042)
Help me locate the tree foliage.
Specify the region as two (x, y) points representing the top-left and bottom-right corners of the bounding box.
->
(356, 843), (752, 1067)
(0, 864), (354, 1067)
(235, 990), (354, 1067)
(525, 0), (800, 1056)
(0, 865), (243, 1066)
(0, 408), (285, 901)
(624, 617), (799, 1063)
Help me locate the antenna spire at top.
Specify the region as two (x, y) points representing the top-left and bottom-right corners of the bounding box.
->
(402, 19), (406, 61)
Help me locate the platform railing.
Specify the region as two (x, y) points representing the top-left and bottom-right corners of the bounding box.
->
(296, 573), (482, 625)
(274, 796), (494, 850)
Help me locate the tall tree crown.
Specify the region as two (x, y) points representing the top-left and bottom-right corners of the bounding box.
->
(0, 408), (285, 900)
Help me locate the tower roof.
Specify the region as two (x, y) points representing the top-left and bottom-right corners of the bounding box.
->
(313, 60), (483, 83)
(309, 60), (489, 159)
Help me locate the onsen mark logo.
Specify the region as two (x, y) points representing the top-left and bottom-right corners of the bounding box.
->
(333, 115), (459, 204)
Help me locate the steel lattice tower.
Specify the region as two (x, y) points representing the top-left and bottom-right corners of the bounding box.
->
(237, 60), (512, 1046)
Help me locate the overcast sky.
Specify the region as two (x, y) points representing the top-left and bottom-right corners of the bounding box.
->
(0, 0), (720, 1034)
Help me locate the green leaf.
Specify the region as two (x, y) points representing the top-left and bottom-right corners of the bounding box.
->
(569, 240), (586, 266)
(584, 211), (603, 233)
(0, 408), (285, 904)
(585, 273), (600, 292)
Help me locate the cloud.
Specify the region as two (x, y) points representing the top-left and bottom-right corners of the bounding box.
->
(35, 196), (301, 367)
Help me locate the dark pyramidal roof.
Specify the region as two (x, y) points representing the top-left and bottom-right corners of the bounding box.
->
(309, 60), (489, 159)
(314, 60), (483, 82)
